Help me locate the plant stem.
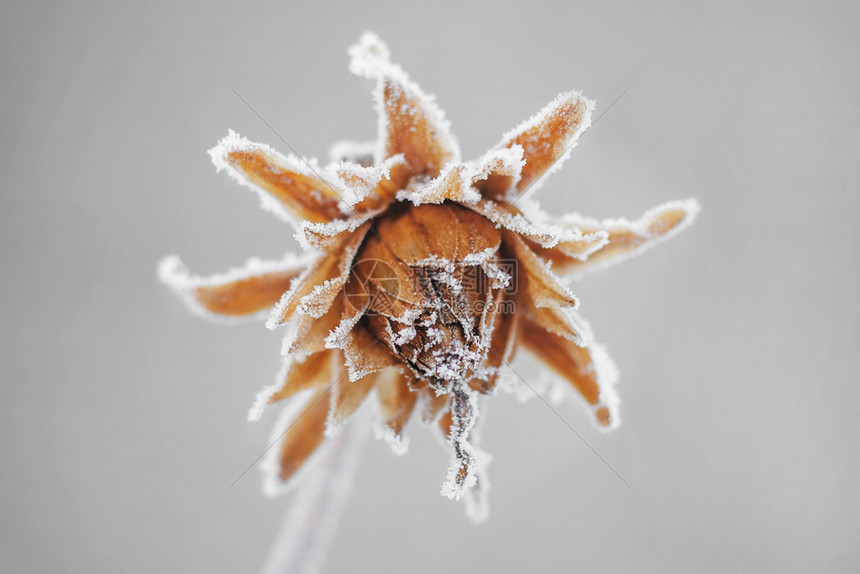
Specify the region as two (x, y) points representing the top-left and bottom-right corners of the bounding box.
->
(260, 412), (370, 574)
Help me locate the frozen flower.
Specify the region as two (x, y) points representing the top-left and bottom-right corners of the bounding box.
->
(160, 32), (698, 521)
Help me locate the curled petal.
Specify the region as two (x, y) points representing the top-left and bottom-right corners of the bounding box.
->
(520, 317), (619, 429)
(349, 233), (434, 319)
(349, 32), (460, 176)
(503, 231), (578, 309)
(209, 131), (343, 224)
(534, 199), (700, 278)
(275, 385), (332, 485)
(248, 351), (337, 422)
(295, 209), (383, 253)
(470, 293), (520, 395)
(376, 202), (502, 268)
(524, 304), (589, 347)
(465, 198), (608, 255)
(158, 253), (309, 321)
(269, 351), (334, 405)
(285, 295), (345, 354)
(374, 368), (418, 454)
(398, 147), (524, 207)
(327, 371), (376, 436)
(341, 319), (400, 382)
(330, 154), (408, 214)
(483, 91), (593, 199)
(267, 224), (370, 328)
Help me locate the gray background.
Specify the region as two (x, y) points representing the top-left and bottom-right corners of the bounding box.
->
(2, 0), (858, 572)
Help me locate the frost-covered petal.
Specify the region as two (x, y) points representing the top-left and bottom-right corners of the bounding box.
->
(349, 233), (434, 319)
(348, 32), (460, 176)
(209, 131), (343, 224)
(327, 371), (376, 436)
(465, 198), (607, 254)
(503, 231), (579, 309)
(341, 320), (400, 382)
(535, 200), (700, 279)
(469, 145), (525, 201)
(248, 351), (336, 422)
(158, 253), (310, 321)
(376, 202), (502, 268)
(525, 304), (589, 347)
(374, 367), (417, 455)
(470, 295), (520, 395)
(328, 154), (407, 214)
(274, 385), (333, 484)
(520, 317), (619, 429)
(267, 224), (371, 328)
(483, 91), (593, 199)
(398, 147), (524, 207)
(397, 164), (480, 206)
(295, 210), (383, 253)
(285, 295), (345, 354)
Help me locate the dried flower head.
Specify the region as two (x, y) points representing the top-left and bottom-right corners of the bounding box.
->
(160, 32), (698, 520)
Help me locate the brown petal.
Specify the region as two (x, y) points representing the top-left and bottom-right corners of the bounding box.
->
(438, 407), (453, 437)
(520, 318), (615, 428)
(524, 304), (586, 345)
(342, 320), (400, 381)
(211, 133), (343, 223)
(349, 33), (458, 177)
(532, 201), (699, 277)
(483, 92), (591, 198)
(503, 231), (578, 309)
(349, 232), (433, 318)
(296, 211), (382, 252)
(376, 368), (418, 439)
(159, 255), (307, 319)
(470, 147), (524, 201)
(379, 75), (456, 177)
(376, 203), (502, 266)
(465, 198), (607, 256)
(277, 385), (332, 482)
(267, 224), (370, 328)
(471, 294), (520, 394)
(267, 351), (334, 405)
(335, 155), (409, 215)
(329, 372), (376, 427)
(286, 295), (345, 354)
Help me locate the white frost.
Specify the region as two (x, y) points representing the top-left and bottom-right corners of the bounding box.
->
(158, 252), (311, 324)
(208, 130), (342, 226)
(559, 198), (701, 280)
(261, 389), (333, 497)
(348, 31), (461, 167)
(494, 91), (595, 198)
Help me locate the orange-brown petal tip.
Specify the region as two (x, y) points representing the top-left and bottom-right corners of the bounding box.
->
(495, 91), (593, 194)
(159, 254), (309, 321)
(209, 131), (343, 224)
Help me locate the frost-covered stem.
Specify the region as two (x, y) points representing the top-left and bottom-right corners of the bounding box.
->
(260, 411), (370, 574)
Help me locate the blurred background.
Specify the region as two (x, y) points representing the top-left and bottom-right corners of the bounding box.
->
(2, 0), (858, 572)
